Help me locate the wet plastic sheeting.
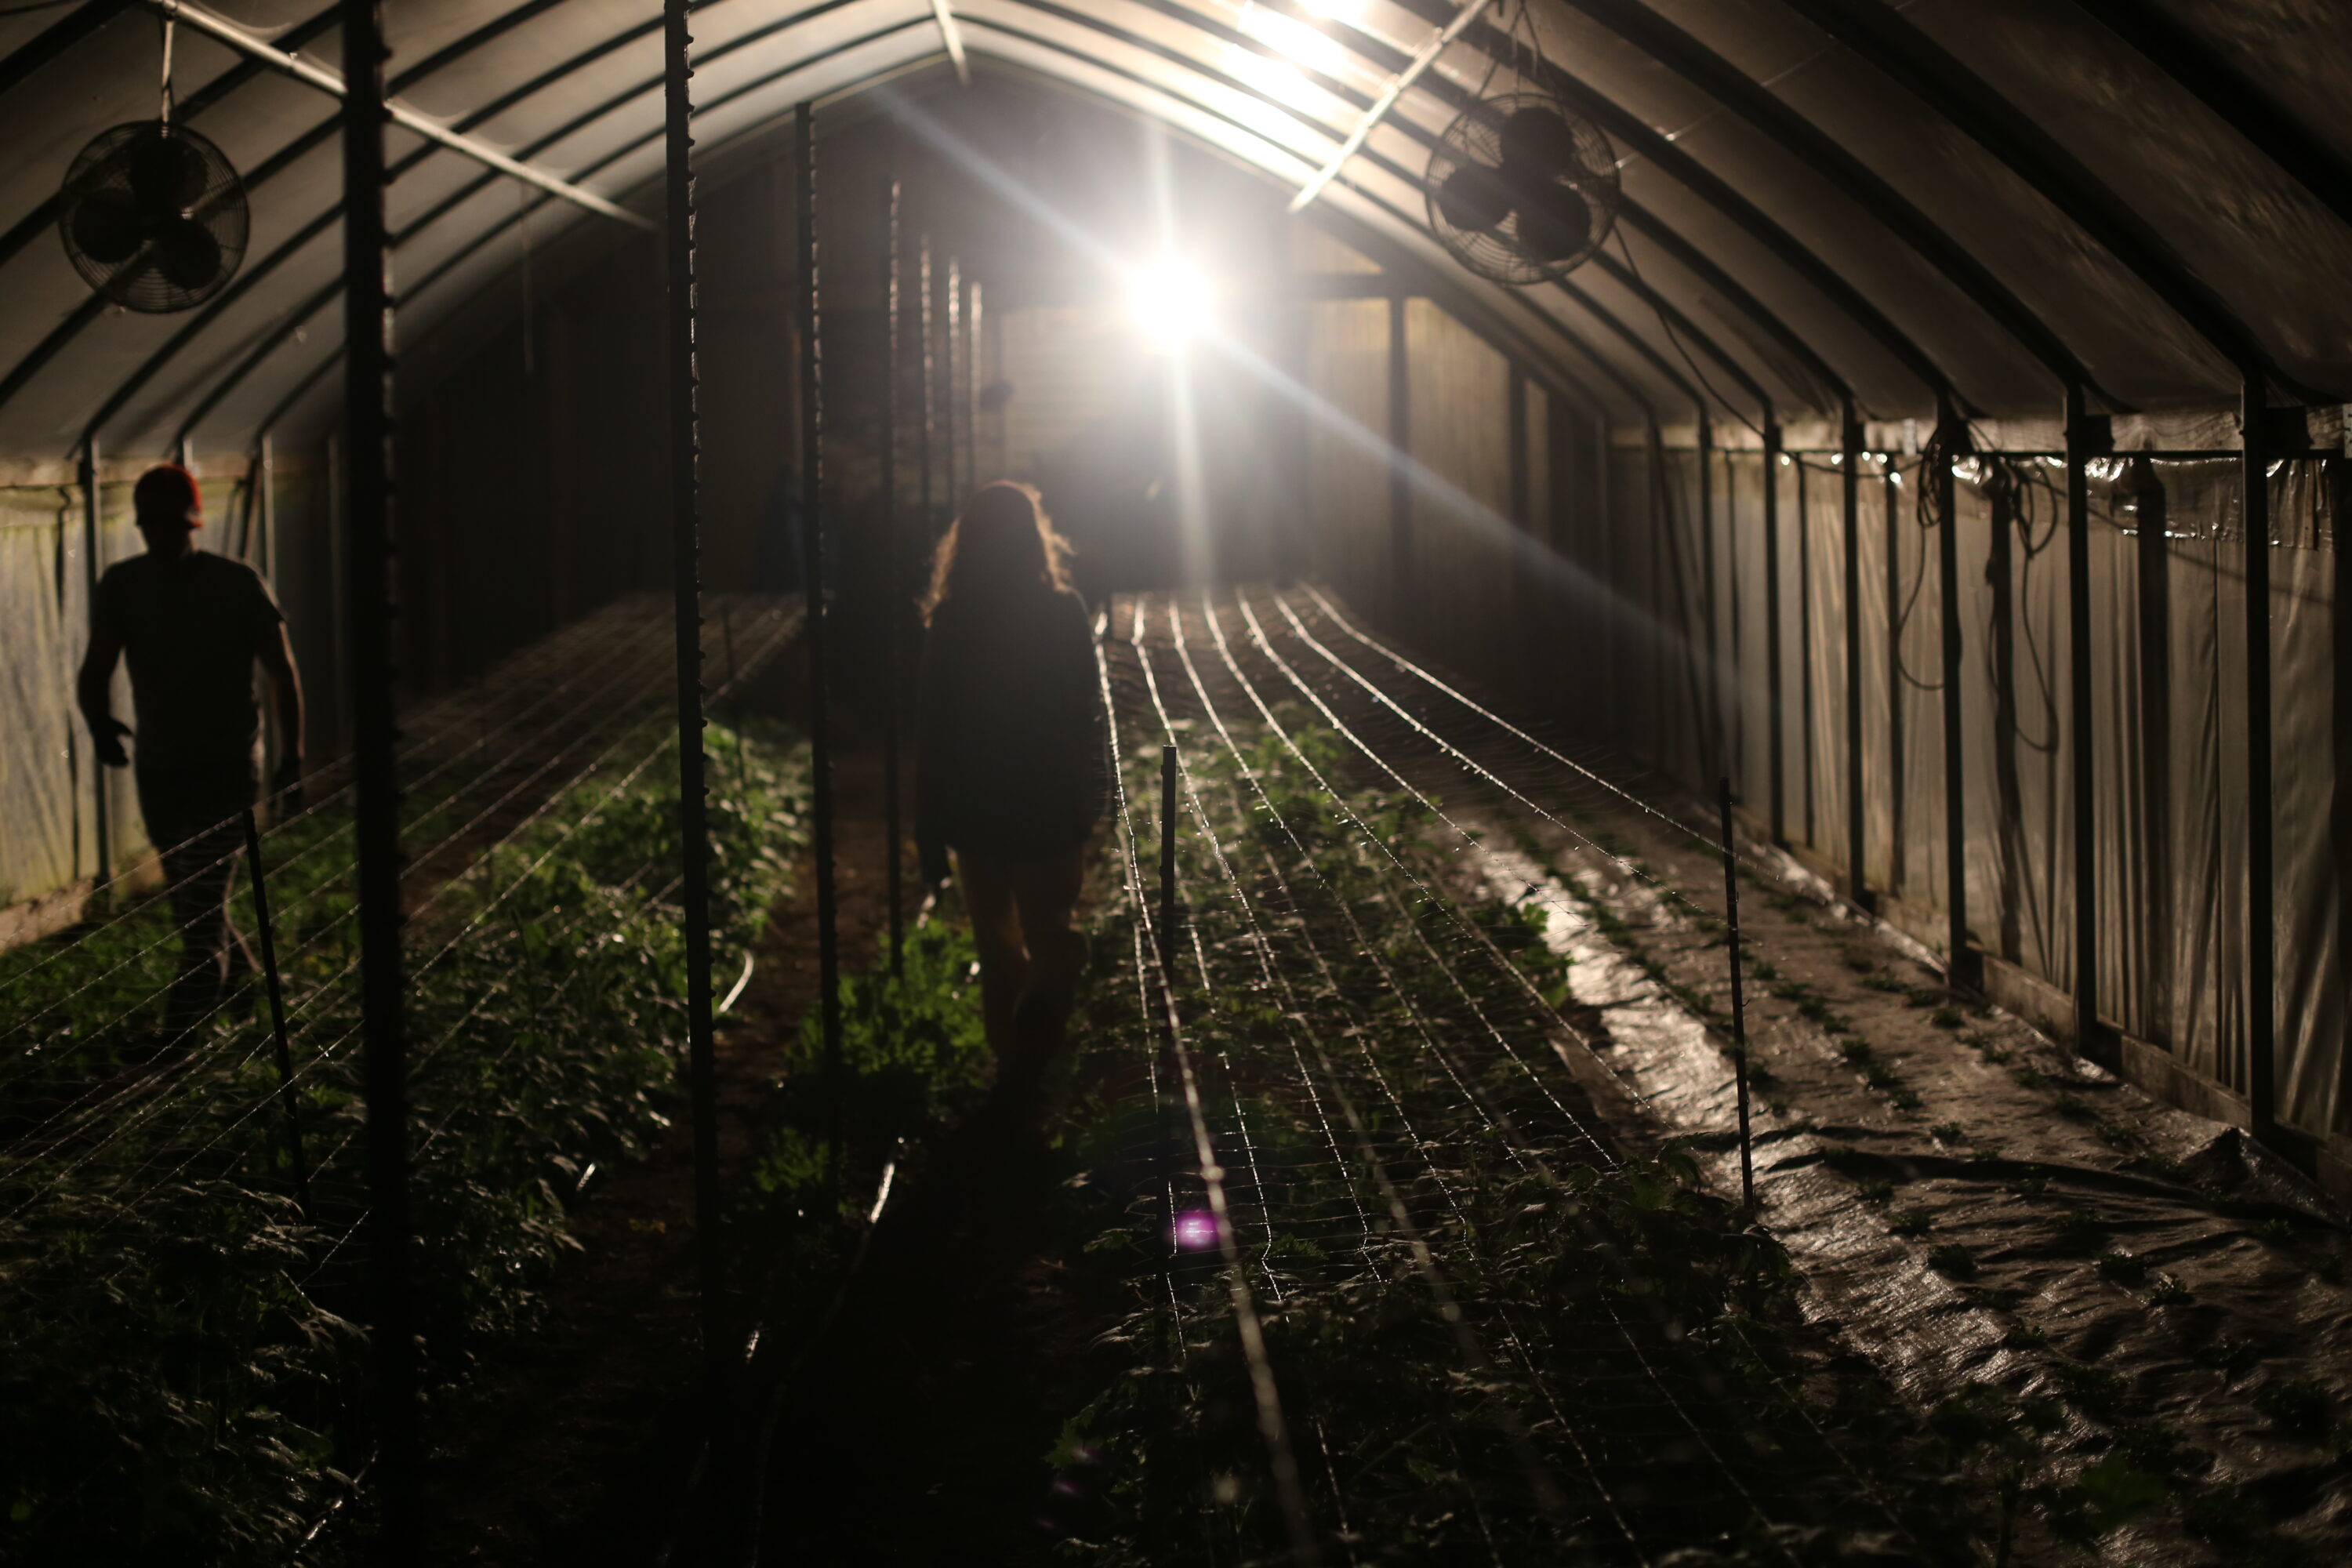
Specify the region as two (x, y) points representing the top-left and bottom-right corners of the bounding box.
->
(1854, 457), (1896, 895)
(1799, 457), (1845, 862)
(1302, 299), (1390, 616)
(1956, 459), (2075, 993)
(1403, 300), (1515, 685)
(1, 488), (81, 908)
(1726, 451), (1771, 820)
(0, 482), (148, 910)
(2270, 466), (2339, 1138)
(1890, 463), (1950, 928)
(1655, 445), (1711, 789)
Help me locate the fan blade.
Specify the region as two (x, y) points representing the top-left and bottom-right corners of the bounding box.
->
(1512, 180), (1595, 263)
(69, 191), (144, 265)
(1435, 164), (1514, 234)
(126, 134), (211, 216)
(1498, 107), (1584, 182)
(154, 216), (223, 292)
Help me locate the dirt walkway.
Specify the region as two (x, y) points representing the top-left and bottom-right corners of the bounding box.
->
(423, 746), (905, 1566)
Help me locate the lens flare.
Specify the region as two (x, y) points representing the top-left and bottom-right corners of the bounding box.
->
(1127, 260), (1213, 352)
(1172, 1208), (1221, 1250)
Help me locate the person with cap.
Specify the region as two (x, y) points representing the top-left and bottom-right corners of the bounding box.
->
(77, 463), (305, 1039)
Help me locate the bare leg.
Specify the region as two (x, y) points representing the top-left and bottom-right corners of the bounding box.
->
(1007, 845), (1088, 1054)
(956, 848), (1029, 1056)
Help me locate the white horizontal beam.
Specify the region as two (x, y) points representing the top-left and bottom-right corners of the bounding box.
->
(929, 0), (972, 85)
(156, 0), (656, 231)
(1289, 0), (1497, 214)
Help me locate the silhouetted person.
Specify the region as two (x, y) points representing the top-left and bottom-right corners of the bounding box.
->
(78, 464), (304, 1039)
(916, 482), (1105, 1067)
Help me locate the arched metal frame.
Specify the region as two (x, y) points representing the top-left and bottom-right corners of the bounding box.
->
(4, 0), (2345, 1151)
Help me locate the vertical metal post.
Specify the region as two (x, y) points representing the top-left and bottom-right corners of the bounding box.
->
(1508, 368), (1531, 693)
(1762, 418), (1786, 845)
(797, 102), (846, 1177)
(1798, 455), (1814, 846)
(259, 432), (276, 579)
(243, 808), (310, 1210)
(339, 0), (419, 1553)
(1386, 292), (1410, 632)
(82, 441), (109, 891)
(2242, 373), (2277, 1142)
(1934, 397), (1975, 987)
(1594, 412), (1612, 739)
(1697, 409), (1720, 782)
(965, 278), (982, 495)
(662, 0), (727, 1388)
(882, 179), (905, 978)
(1885, 464), (1907, 891)
(1843, 404), (1867, 906)
(942, 256), (960, 517)
(917, 238), (935, 533)
(1159, 744), (1178, 978)
(2064, 384), (2100, 1054)
(1719, 776), (1755, 1209)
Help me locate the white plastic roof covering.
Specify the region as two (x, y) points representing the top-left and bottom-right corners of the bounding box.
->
(5, 0), (2352, 457)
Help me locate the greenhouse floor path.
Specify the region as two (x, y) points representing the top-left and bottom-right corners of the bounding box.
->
(421, 744), (909, 1567)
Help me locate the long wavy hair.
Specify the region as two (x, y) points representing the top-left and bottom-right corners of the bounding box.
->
(922, 481), (1071, 622)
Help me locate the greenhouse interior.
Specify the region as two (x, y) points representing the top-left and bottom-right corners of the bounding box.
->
(5, 0), (2352, 1563)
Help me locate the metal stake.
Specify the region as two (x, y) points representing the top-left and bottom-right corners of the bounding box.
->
(1762, 419), (1786, 845)
(942, 256), (960, 517)
(662, 0), (727, 1391)
(2064, 385), (2100, 1055)
(243, 808), (310, 1211)
(1842, 403), (1867, 906)
(882, 178), (905, 978)
(2243, 372), (2278, 1143)
(1718, 776), (1755, 1209)
(339, 0), (419, 1552)
(797, 101), (845, 1179)
(83, 441), (109, 895)
(1159, 744), (1178, 979)
(917, 238), (935, 533)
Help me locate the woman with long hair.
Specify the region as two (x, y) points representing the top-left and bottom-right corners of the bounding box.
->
(916, 481), (1106, 1065)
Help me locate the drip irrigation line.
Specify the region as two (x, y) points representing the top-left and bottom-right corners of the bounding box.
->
(1196, 594), (1628, 1166)
(1294, 584), (1791, 901)
(0, 603), (724, 1047)
(37, 747), (700, 1311)
(1094, 619), (1323, 1566)
(296, 855), (685, 1276)
(1273, 587), (1837, 987)
(1128, 598), (1289, 1298)
(9, 593), (794, 1024)
(144, 596), (800, 1066)
(2, 598), (695, 998)
(1150, 594), (1900, 1561)
(1, 722), (692, 1232)
(0, 625), (747, 1149)
(1124, 600), (1584, 1534)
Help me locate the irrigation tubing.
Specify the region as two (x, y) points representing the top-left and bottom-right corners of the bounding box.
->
(1094, 618), (1322, 1566)
(1152, 590), (1928, 1558)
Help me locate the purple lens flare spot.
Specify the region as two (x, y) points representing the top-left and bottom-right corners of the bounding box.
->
(1172, 1209), (1221, 1250)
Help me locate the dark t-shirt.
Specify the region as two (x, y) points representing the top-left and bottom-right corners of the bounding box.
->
(916, 586), (1108, 858)
(94, 550), (282, 767)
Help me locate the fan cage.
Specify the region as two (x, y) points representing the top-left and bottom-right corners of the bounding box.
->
(58, 121), (251, 315)
(1425, 91), (1621, 288)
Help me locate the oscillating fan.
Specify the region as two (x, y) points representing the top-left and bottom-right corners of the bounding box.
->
(58, 121), (249, 313)
(1425, 92), (1618, 285)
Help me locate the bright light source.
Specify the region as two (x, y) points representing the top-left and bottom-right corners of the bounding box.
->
(1127, 260), (1214, 352)
(1240, 2), (1351, 77)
